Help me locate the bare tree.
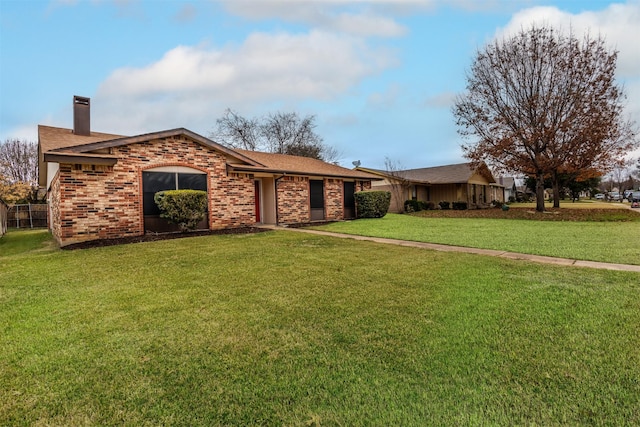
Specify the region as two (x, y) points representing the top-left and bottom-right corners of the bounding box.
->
(210, 109), (261, 150)
(0, 138), (38, 203)
(261, 112), (324, 159)
(607, 161), (635, 200)
(633, 157), (640, 185)
(210, 110), (340, 162)
(320, 144), (342, 164)
(384, 156), (411, 213)
(0, 138), (37, 184)
(453, 25), (638, 212)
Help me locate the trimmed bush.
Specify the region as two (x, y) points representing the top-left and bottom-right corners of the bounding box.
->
(404, 200), (435, 212)
(404, 199), (420, 213)
(355, 191), (391, 218)
(439, 201), (450, 210)
(154, 190), (208, 231)
(452, 201), (468, 210)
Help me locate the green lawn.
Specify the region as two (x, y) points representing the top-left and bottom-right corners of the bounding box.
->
(311, 213), (640, 265)
(1, 229), (639, 425)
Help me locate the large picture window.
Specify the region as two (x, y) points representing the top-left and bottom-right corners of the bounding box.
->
(143, 171), (207, 215)
(142, 169), (208, 231)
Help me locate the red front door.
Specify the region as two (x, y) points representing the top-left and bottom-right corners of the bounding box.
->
(254, 181), (261, 223)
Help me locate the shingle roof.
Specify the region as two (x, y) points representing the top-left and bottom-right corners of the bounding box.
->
(38, 125), (379, 181)
(358, 162), (496, 184)
(38, 125), (124, 155)
(232, 149), (380, 180)
(401, 163), (484, 184)
(497, 177), (516, 188)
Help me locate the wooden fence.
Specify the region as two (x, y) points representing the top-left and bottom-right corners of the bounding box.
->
(7, 204), (48, 229)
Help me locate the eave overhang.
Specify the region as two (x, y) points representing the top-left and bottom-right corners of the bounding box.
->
(227, 163), (383, 180)
(44, 152), (118, 165)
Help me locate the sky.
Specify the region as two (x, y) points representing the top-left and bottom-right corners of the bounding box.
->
(1, 0), (639, 170)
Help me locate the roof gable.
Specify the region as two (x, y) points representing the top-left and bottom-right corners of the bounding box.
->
(39, 126), (260, 166)
(38, 125), (378, 181)
(357, 162), (496, 184)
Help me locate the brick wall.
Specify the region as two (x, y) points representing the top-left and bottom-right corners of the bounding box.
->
(277, 176), (309, 224)
(52, 135), (256, 246)
(49, 134), (375, 245)
(276, 178), (371, 224)
(325, 178), (343, 221)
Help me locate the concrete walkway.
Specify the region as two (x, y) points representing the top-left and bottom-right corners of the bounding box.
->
(262, 225), (640, 273)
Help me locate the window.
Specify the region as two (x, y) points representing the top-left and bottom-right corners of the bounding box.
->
(143, 171), (207, 216)
(309, 179), (325, 221)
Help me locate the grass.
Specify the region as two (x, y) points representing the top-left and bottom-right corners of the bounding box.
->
(1, 229), (639, 425)
(512, 200), (633, 210)
(310, 213), (640, 265)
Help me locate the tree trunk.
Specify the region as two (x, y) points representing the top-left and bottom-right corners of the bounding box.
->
(552, 175), (560, 208)
(535, 173), (546, 212)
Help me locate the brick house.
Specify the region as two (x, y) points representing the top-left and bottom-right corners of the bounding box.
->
(356, 162), (500, 213)
(39, 96), (378, 246)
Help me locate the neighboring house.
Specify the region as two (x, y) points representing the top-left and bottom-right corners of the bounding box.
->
(0, 198), (8, 237)
(497, 177), (517, 202)
(39, 96), (379, 246)
(356, 162), (500, 213)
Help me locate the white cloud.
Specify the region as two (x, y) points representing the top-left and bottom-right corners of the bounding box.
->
(94, 30), (396, 134)
(423, 91), (456, 109)
(2, 124), (38, 143)
(173, 3), (197, 23)
(496, 1), (640, 128)
(498, 2), (640, 78)
(221, 0), (411, 37)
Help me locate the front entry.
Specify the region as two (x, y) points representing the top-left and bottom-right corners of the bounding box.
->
(344, 181), (355, 219)
(310, 179), (325, 221)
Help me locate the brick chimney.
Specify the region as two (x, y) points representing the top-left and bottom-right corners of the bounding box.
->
(73, 96), (90, 136)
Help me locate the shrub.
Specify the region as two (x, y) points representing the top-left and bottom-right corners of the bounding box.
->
(406, 200), (436, 212)
(404, 199), (420, 213)
(154, 190), (208, 231)
(452, 201), (468, 210)
(355, 191), (391, 218)
(439, 201), (450, 210)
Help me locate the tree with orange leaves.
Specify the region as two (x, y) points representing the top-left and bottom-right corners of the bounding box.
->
(453, 25), (637, 211)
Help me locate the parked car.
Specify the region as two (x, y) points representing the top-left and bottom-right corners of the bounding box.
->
(608, 192), (621, 201)
(630, 191), (640, 203)
(594, 193), (605, 200)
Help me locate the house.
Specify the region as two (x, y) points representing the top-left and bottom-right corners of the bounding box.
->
(356, 162), (500, 213)
(39, 96), (379, 246)
(496, 177), (517, 202)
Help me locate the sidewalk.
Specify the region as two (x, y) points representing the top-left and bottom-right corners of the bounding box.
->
(262, 225), (640, 273)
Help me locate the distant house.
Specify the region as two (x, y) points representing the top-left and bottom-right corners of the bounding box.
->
(356, 162), (500, 213)
(39, 96), (379, 246)
(497, 177), (517, 202)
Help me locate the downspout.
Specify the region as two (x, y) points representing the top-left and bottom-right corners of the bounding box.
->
(274, 174), (285, 226)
